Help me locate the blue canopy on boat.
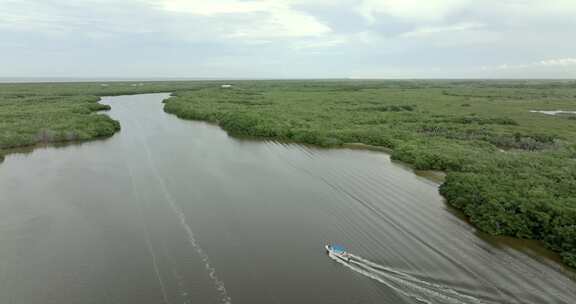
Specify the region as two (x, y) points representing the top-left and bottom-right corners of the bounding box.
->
(330, 244), (346, 253)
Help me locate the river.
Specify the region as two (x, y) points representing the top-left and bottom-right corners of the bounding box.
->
(0, 93), (574, 304)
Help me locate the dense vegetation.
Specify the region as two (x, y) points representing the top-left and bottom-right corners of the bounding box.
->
(0, 81), (211, 162)
(163, 80), (576, 268)
(2, 80), (576, 268)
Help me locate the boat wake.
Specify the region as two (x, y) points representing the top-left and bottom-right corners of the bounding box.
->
(127, 109), (232, 304)
(329, 253), (484, 304)
(145, 143), (232, 304)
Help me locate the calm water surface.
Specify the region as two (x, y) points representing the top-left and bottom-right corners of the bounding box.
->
(0, 93), (574, 304)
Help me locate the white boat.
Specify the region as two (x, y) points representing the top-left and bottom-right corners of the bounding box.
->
(325, 244), (351, 262)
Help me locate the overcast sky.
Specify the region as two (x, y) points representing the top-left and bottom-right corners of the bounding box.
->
(1, 0), (575, 79)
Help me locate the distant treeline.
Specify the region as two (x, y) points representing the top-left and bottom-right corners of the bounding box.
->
(163, 81), (576, 268)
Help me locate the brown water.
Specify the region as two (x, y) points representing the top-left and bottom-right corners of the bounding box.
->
(0, 93), (574, 304)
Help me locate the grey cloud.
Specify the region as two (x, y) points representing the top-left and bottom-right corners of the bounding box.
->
(0, 0), (575, 78)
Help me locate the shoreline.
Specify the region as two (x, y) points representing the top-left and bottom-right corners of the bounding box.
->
(161, 100), (575, 273)
(2, 82), (575, 272)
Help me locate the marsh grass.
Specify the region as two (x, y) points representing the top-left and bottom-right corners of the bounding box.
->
(163, 80), (576, 268)
(0, 81), (213, 161)
(2, 79), (576, 268)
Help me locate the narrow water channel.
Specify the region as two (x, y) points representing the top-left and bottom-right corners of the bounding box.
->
(0, 93), (574, 304)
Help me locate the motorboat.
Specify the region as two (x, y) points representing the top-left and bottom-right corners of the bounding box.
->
(325, 244), (351, 262)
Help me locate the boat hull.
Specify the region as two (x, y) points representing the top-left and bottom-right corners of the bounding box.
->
(325, 245), (351, 262)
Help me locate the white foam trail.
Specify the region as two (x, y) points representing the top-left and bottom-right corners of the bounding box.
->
(169, 198), (231, 304)
(329, 253), (484, 304)
(140, 131), (232, 304)
(123, 102), (231, 304)
(116, 101), (170, 304)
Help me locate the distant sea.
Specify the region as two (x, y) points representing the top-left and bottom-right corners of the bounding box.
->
(0, 77), (351, 83)
(0, 77), (234, 83)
